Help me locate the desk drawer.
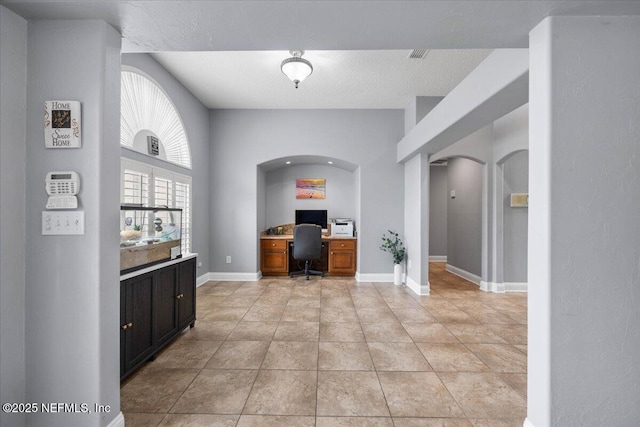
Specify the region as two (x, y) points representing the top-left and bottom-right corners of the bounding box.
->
(330, 240), (356, 251)
(261, 239), (288, 251)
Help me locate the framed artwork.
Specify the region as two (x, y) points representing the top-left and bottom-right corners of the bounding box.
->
(296, 178), (326, 199)
(44, 100), (81, 148)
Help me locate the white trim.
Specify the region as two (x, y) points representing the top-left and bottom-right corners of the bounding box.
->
(355, 273), (394, 282)
(429, 255), (447, 262)
(446, 263), (481, 285)
(523, 418), (535, 427)
(480, 281), (505, 293)
(208, 271), (262, 281)
(196, 272), (211, 287)
(479, 280), (528, 293)
(406, 276), (430, 296)
(505, 281), (528, 292)
(107, 412), (125, 427)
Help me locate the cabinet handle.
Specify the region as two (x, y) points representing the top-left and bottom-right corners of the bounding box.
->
(331, 252), (334, 255)
(341, 244), (345, 247)
(176, 293), (184, 299)
(128, 322), (133, 328)
(121, 324), (128, 330)
(272, 243), (276, 247)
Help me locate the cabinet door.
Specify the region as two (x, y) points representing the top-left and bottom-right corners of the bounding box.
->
(329, 240), (357, 276)
(154, 265), (179, 347)
(122, 273), (154, 376)
(261, 240), (289, 274)
(177, 257), (196, 329)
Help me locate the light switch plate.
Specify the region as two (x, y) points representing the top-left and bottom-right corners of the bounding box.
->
(42, 211), (85, 235)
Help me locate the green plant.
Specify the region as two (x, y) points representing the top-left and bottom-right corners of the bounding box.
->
(380, 230), (406, 264)
(133, 225), (142, 231)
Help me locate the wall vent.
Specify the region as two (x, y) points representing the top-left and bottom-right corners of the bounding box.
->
(408, 49), (429, 59)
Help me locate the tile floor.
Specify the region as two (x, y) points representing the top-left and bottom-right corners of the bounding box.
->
(122, 262), (527, 426)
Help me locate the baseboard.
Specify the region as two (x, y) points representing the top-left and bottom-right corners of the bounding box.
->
(207, 271), (262, 281)
(505, 282), (528, 292)
(405, 276), (430, 296)
(480, 281), (505, 293)
(107, 412), (125, 427)
(196, 272), (211, 287)
(429, 256), (447, 262)
(445, 264), (481, 285)
(523, 418), (535, 427)
(355, 273), (394, 282)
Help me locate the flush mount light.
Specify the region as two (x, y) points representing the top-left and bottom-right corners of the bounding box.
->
(327, 161), (333, 164)
(281, 50), (313, 89)
(285, 161), (291, 165)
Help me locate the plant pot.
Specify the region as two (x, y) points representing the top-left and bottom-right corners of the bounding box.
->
(393, 263), (403, 286)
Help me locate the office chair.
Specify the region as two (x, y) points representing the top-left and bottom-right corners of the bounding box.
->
(290, 224), (324, 280)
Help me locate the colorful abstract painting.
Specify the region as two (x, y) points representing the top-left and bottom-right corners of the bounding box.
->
(296, 178), (326, 199)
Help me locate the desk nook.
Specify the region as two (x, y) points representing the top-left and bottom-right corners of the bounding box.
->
(260, 221), (357, 277)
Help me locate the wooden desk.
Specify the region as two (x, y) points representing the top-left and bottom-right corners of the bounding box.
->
(260, 235), (357, 276)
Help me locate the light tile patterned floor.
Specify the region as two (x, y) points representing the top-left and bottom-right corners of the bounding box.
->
(122, 262), (527, 426)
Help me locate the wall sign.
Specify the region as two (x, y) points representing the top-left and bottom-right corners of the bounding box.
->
(44, 100), (81, 148)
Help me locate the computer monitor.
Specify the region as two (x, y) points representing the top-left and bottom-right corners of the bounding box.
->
(295, 209), (328, 229)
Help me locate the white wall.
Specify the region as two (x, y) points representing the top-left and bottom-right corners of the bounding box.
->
(0, 6), (27, 427)
(265, 164), (356, 228)
(404, 153), (430, 294)
(24, 20), (121, 427)
(209, 109), (404, 276)
(121, 53), (211, 276)
(429, 165), (448, 257)
(528, 16), (640, 427)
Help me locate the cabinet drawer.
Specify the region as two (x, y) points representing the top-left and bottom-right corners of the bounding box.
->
(330, 240), (356, 251)
(261, 239), (288, 250)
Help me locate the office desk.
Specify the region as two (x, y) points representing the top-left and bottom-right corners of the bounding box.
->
(260, 235), (357, 276)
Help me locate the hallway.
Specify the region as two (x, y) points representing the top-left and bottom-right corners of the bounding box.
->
(122, 263), (527, 426)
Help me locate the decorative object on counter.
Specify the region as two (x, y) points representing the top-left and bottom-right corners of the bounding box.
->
(120, 206), (182, 272)
(380, 230), (406, 286)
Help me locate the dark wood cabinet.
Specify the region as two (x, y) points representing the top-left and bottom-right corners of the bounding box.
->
(154, 265), (179, 347)
(120, 272), (154, 377)
(120, 257), (196, 379)
(177, 258), (196, 329)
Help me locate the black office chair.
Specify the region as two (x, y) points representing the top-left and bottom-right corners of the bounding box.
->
(290, 224), (324, 280)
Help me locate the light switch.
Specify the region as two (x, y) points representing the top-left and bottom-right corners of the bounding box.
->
(42, 211), (85, 235)
(450, 190), (456, 199)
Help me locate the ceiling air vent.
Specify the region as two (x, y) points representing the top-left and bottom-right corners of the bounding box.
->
(408, 49), (429, 59)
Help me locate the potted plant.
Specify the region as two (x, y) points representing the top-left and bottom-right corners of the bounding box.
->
(380, 230), (406, 285)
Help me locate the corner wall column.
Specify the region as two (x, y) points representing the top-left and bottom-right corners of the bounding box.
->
(25, 20), (122, 427)
(403, 152), (430, 295)
(528, 16), (640, 427)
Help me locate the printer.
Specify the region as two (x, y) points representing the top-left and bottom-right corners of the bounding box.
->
(330, 218), (354, 237)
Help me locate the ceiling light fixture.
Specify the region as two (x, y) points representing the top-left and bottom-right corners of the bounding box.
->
(281, 50), (313, 89)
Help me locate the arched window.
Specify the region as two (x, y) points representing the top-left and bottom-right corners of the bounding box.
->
(120, 70), (191, 168)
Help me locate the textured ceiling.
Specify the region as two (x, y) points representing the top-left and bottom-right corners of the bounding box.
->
(150, 49), (492, 109)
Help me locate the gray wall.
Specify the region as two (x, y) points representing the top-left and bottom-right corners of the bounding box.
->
(502, 150), (528, 283)
(0, 6), (27, 427)
(529, 16), (640, 426)
(121, 53), (211, 276)
(265, 164), (356, 228)
(24, 20), (121, 427)
(209, 109), (404, 275)
(429, 165), (448, 257)
(447, 157), (483, 277)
